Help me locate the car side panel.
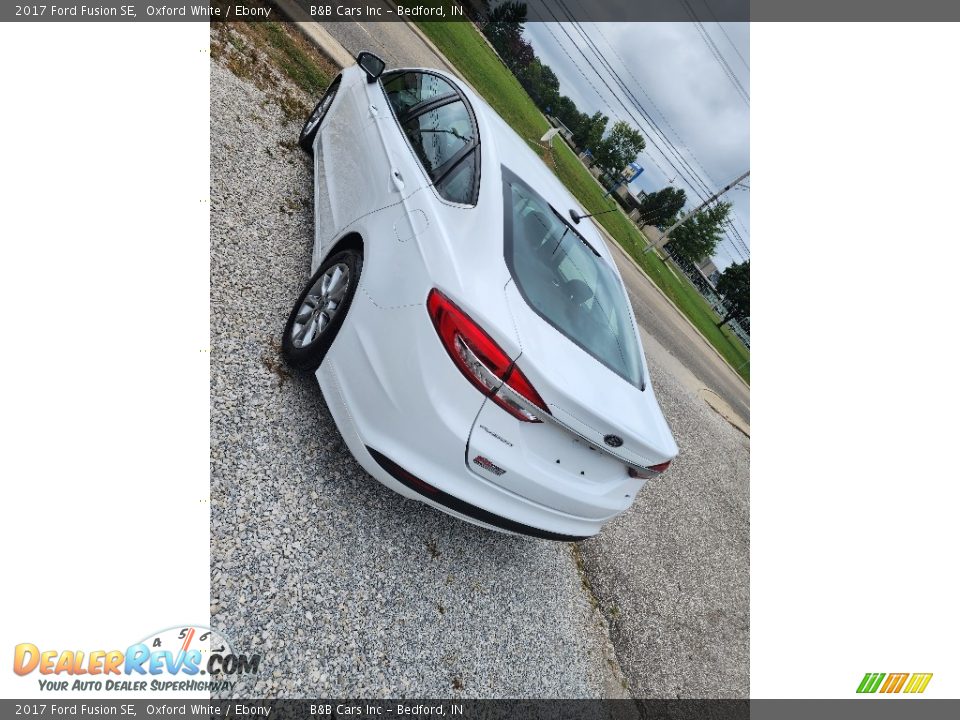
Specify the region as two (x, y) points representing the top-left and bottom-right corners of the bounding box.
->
(313, 66), (430, 273)
(315, 210), (485, 500)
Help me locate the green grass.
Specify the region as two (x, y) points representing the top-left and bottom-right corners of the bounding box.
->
(261, 22), (331, 96)
(211, 9), (337, 108)
(416, 21), (750, 382)
(415, 22), (548, 141)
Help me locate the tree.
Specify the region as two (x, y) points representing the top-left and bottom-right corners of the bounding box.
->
(463, 0), (492, 22)
(486, 0), (527, 24)
(572, 111), (608, 152)
(483, 1), (528, 56)
(551, 95), (579, 128)
(636, 187), (686, 228)
(715, 260), (750, 327)
(593, 121), (646, 177)
(664, 201), (731, 263)
(503, 34), (536, 74)
(517, 58), (560, 109)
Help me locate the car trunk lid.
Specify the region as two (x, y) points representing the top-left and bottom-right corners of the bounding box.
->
(504, 279), (677, 471)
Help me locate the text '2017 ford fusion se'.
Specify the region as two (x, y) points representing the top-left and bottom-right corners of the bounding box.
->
(281, 52), (678, 541)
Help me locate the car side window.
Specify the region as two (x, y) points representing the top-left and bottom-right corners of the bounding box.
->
(401, 101), (474, 176)
(382, 71), (455, 118)
(435, 149), (478, 205)
(382, 72), (481, 206)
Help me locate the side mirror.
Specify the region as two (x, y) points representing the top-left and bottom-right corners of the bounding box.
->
(357, 51), (386, 83)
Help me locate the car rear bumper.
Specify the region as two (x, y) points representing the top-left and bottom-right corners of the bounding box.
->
(365, 446), (591, 541)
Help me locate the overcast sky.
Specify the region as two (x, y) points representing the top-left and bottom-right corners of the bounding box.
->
(522, 20), (750, 269)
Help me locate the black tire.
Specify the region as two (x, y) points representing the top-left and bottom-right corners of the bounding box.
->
(298, 77), (341, 155)
(281, 248), (362, 371)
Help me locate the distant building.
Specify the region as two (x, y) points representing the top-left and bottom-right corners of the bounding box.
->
(620, 162), (644, 184)
(691, 257), (721, 287)
(696, 257), (719, 280)
(613, 184), (648, 223)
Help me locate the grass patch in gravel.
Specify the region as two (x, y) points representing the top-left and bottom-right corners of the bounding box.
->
(210, 10), (338, 121)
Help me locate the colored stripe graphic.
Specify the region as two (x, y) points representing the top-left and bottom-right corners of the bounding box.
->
(880, 673), (909, 693)
(904, 673), (933, 694)
(856, 673), (885, 693)
(858, 672), (933, 694)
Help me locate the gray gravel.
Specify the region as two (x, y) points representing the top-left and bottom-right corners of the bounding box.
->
(210, 57), (623, 698)
(579, 360), (750, 698)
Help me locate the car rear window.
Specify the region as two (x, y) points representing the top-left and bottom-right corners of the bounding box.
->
(503, 169), (644, 388)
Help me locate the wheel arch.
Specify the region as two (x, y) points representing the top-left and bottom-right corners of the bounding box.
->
(325, 231), (364, 262)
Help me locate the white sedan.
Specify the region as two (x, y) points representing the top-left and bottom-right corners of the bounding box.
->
(282, 52), (678, 540)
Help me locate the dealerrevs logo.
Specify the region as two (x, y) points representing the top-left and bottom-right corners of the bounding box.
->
(13, 625), (259, 695)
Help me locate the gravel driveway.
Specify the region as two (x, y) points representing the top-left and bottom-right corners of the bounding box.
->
(210, 58), (623, 698)
(210, 28), (748, 698)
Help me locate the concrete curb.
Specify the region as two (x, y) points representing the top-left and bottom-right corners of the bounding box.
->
(698, 388), (751, 437)
(392, 13), (464, 78)
(273, 0), (355, 68)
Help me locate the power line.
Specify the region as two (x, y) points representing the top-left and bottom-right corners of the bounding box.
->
(562, 17), (750, 260)
(559, 11), (750, 258)
(699, 0), (750, 71)
(681, 0), (750, 106)
(534, 16), (690, 188)
(557, 0), (745, 216)
(553, 6), (749, 259)
(561, 12), (716, 199)
(647, 170), (750, 254)
(723, 221), (750, 260)
(525, 5), (750, 259)
(541, 2), (715, 203)
(578, 13), (723, 191)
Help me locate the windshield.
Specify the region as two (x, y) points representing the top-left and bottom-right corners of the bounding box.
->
(503, 169), (644, 388)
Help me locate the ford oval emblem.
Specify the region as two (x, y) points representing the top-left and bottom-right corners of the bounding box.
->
(604, 434), (623, 448)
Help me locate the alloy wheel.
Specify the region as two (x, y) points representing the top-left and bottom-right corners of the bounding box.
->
(302, 92), (334, 138)
(290, 263), (350, 348)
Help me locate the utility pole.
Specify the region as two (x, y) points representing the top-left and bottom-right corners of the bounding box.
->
(643, 171), (750, 253)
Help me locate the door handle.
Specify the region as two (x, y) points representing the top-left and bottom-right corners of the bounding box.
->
(369, 103), (380, 118)
(391, 168), (404, 191)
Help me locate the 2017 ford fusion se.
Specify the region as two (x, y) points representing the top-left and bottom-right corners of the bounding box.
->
(282, 52), (678, 541)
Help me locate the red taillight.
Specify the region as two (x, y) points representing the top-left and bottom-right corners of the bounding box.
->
(427, 289), (549, 423)
(628, 459), (671, 479)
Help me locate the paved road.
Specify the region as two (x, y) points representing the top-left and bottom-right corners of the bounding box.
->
(317, 18), (750, 425)
(318, 4), (459, 72)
